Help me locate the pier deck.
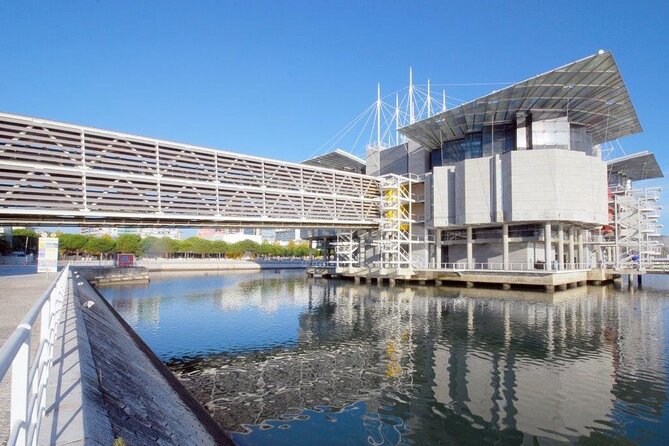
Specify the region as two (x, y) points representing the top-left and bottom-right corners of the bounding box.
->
(332, 267), (620, 292)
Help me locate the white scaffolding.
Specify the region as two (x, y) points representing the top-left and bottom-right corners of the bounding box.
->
(334, 230), (358, 268)
(597, 185), (663, 271)
(375, 174), (416, 272)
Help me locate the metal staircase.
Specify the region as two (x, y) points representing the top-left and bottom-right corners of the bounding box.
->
(375, 174), (416, 272)
(607, 185), (663, 270)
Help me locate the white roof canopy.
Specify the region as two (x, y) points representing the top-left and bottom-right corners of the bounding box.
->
(400, 51), (641, 150)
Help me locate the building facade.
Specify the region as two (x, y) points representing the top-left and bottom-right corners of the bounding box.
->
(354, 51), (663, 272)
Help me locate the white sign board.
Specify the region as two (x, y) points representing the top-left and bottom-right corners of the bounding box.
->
(37, 237), (59, 273)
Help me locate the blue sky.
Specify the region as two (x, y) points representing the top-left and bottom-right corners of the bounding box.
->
(1, 0), (668, 227)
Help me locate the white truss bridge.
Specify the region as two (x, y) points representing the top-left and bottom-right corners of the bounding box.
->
(0, 112), (381, 228)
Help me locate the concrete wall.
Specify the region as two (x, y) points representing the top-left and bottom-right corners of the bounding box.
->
(446, 242), (532, 266)
(505, 150), (607, 224)
(455, 157), (493, 225)
(433, 166), (455, 226)
(379, 144), (409, 176)
(407, 140), (430, 176)
(433, 149), (608, 227)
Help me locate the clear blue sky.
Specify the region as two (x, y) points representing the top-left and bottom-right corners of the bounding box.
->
(1, 0), (668, 226)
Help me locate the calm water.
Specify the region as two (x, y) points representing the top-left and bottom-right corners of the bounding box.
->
(99, 270), (669, 445)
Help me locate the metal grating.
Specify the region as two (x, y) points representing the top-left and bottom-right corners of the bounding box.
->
(0, 112), (381, 228)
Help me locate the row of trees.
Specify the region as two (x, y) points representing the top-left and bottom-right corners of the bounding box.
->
(57, 233), (318, 259)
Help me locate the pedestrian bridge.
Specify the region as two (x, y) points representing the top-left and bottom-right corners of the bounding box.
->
(0, 112), (381, 228)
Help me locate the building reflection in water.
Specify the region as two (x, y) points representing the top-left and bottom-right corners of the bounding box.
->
(101, 271), (669, 445)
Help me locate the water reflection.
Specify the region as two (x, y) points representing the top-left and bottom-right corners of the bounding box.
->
(100, 271), (669, 445)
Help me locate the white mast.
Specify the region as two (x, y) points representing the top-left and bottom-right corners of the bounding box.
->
(409, 67), (415, 124)
(427, 79), (432, 118)
(442, 89), (447, 112)
(395, 93), (400, 145)
(376, 83), (381, 147)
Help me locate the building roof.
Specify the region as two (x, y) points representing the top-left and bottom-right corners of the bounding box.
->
(400, 51), (641, 150)
(301, 149), (366, 173)
(607, 151), (664, 181)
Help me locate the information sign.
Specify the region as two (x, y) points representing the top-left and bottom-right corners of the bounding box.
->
(37, 237), (59, 273)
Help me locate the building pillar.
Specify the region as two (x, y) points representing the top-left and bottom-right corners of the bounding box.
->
(358, 235), (365, 267)
(436, 229), (442, 269)
(578, 230), (585, 268)
(544, 222), (552, 271)
(568, 227), (575, 270)
(557, 223), (564, 271)
(502, 223), (509, 270)
(466, 226), (473, 269)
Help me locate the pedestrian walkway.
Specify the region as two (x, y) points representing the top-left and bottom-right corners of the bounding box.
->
(0, 265), (56, 444)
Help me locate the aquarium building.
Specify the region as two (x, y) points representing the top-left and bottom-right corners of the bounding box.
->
(352, 51), (663, 272)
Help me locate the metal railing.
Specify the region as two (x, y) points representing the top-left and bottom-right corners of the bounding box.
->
(435, 262), (592, 272)
(0, 266), (69, 446)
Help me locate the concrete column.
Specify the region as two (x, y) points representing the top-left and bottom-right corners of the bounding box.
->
(544, 222), (552, 271)
(436, 229), (442, 269)
(358, 235), (365, 267)
(557, 223), (564, 271)
(502, 224), (509, 270)
(568, 227), (575, 270)
(466, 226), (473, 269)
(578, 230), (585, 268)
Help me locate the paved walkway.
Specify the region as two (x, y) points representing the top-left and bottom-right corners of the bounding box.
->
(0, 265), (55, 444)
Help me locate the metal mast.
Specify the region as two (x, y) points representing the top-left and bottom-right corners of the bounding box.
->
(395, 93), (400, 145)
(427, 79), (432, 118)
(409, 68), (415, 124)
(376, 83), (382, 146)
(442, 90), (447, 112)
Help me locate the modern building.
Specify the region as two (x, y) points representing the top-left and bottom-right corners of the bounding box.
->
(331, 51), (663, 273)
(196, 227), (262, 244)
(80, 227), (182, 240)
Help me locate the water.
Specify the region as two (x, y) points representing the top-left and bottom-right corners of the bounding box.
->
(99, 270), (669, 445)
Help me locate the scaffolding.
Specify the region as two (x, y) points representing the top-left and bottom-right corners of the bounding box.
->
(375, 174), (416, 272)
(334, 230), (359, 268)
(598, 184), (663, 271)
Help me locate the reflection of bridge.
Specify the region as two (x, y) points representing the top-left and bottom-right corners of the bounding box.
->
(0, 112), (380, 228)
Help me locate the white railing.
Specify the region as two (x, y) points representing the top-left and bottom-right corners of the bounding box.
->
(0, 266), (69, 446)
(435, 262), (592, 271)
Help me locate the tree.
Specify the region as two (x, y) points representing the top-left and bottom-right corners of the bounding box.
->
(59, 234), (90, 256)
(12, 228), (37, 238)
(11, 228), (38, 254)
(83, 236), (115, 256)
(211, 240), (228, 257)
(177, 237), (197, 257)
(114, 234), (142, 255)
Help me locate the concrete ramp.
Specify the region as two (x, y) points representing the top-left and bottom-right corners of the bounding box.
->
(39, 269), (233, 445)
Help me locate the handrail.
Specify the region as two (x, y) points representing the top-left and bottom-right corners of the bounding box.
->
(434, 262), (592, 272)
(0, 265), (69, 446)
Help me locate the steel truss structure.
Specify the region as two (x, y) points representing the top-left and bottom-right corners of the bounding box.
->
(334, 230), (359, 268)
(375, 174), (416, 271)
(0, 112), (381, 228)
(597, 185), (663, 270)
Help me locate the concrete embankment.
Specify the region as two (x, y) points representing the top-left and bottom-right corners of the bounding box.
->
(39, 267), (234, 445)
(139, 259), (313, 272)
(80, 266), (150, 285)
